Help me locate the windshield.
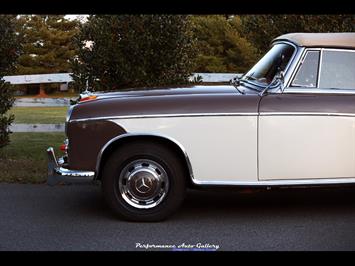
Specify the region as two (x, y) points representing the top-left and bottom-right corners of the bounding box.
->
(241, 43), (295, 87)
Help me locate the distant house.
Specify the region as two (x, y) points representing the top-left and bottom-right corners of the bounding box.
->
(3, 73), (73, 96)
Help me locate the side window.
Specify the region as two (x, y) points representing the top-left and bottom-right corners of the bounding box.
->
(319, 50), (355, 90)
(291, 51), (320, 88)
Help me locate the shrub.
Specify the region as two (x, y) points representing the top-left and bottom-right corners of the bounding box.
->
(0, 15), (20, 148)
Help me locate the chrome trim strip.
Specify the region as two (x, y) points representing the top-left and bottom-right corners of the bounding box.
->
(193, 178), (355, 186)
(284, 88), (355, 94)
(70, 113), (259, 123)
(66, 105), (74, 123)
(95, 132), (194, 181)
(259, 112), (355, 117)
(322, 48), (355, 53)
(317, 48), (323, 87)
(275, 42), (303, 92)
(65, 105), (75, 135)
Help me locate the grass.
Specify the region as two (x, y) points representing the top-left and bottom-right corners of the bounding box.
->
(9, 107), (68, 124)
(0, 132), (65, 183)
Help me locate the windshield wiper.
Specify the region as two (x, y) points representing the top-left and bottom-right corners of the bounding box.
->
(243, 75), (257, 81)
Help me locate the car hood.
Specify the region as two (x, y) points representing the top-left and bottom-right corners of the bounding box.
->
(70, 85), (260, 121)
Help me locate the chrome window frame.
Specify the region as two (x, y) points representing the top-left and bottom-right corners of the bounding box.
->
(317, 48), (324, 87)
(241, 41), (300, 90)
(283, 47), (355, 94)
(289, 49), (321, 88)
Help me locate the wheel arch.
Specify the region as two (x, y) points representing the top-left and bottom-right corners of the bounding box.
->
(95, 133), (194, 186)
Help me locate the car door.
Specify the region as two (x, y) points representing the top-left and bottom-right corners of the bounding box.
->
(259, 48), (355, 180)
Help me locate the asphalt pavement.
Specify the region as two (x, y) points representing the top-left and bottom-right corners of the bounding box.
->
(1, 183), (355, 251)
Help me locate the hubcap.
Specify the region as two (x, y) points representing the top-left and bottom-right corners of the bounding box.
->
(118, 159), (169, 209)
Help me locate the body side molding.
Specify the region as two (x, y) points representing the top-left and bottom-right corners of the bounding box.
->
(70, 112), (258, 123)
(193, 178), (355, 186)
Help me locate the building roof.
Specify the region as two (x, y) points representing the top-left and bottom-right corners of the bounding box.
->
(272, 32), (355, 49)
(3, 73), (73, 85)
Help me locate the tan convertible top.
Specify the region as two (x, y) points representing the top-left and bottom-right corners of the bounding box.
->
(272, 32), (355, 49)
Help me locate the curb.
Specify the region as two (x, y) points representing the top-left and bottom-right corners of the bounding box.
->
(10, 123), (65, 132)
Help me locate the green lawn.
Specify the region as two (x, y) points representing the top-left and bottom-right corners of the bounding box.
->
(9, 107), (68, 124)
(0, 133), (65, 183)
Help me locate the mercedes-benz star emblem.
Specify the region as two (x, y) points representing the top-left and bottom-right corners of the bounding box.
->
(136, 177), (151, 193)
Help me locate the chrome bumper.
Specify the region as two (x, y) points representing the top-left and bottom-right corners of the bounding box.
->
(47, 147), (95, 186)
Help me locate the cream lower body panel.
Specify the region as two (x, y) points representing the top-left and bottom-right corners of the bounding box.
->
(111, 116), (258, 183)
(259, 115), (355, 180)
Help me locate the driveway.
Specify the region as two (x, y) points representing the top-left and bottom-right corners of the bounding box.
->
(1, 183), (355, 251)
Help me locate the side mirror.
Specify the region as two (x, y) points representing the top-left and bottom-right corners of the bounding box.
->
(274, 71), (285, 91)
(275, 70), (284, 83)
(230, 75), (241, 86)
(230, 75), (245, 94)
(259, 71), (285, 96)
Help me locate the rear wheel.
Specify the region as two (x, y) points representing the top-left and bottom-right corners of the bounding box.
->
(102, 141), (186, 222)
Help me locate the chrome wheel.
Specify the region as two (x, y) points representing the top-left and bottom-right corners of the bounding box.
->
(118, 159), (169, 209)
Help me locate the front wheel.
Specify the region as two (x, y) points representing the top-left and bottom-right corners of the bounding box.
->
(102, 141), (186, 222)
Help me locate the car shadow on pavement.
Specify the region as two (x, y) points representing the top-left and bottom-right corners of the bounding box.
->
(172, 186), (355, 221)
(59, 184), (355, 222)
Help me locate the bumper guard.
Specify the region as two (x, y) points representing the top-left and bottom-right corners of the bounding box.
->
(47, 147), (95, 186)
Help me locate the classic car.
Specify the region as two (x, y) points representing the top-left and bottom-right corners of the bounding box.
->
(47, 32), (355, 221)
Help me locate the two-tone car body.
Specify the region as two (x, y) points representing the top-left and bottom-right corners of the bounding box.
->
(48, 32), (355, 221)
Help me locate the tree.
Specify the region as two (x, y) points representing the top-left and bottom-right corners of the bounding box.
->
(16, 15), (79, 75)
(190, 15), (258, 73)
(14, 15), (79, 95)
(0, 15), (20, 148)
(71, 15), (197, 92)
(240, 15), (355, 55)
